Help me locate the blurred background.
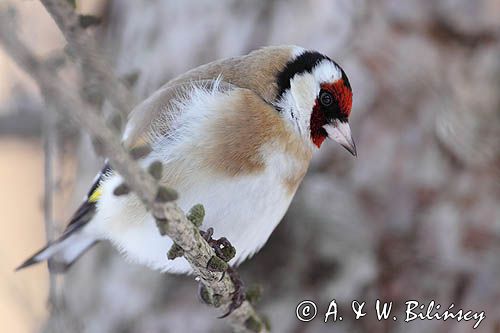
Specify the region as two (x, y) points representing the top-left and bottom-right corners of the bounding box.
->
(1, 0), (499, 332)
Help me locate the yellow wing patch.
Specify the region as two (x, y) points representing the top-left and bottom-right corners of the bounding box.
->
(88, 186), (102, 203)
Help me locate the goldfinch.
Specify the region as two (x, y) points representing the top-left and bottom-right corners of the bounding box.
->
(18, 45), (355, 274)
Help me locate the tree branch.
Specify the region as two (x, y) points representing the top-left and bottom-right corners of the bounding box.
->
(42, 102), (58, 307)
(0, 7), (268, 333)
(40, 0), (136, 116)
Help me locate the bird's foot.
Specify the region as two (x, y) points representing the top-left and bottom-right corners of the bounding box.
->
(219, 267), (246, 318)
(199, 227), (243, 316)
(200, 228), (236, 263)
(196, 269), (246, 317)
(211, 236), (236, 262)
(200, 227), (214, 242)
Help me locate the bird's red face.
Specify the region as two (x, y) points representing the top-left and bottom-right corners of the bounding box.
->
(310, 78), (355, 155)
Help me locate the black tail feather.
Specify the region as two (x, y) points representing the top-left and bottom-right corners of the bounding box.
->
(16, 200), (98, 273)
(15, 249), (47, 271)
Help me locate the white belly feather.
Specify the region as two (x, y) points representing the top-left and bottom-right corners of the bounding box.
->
(88, 149), (299, 274)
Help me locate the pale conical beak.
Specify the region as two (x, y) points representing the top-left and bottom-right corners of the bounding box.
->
(323, 121), (357, 156)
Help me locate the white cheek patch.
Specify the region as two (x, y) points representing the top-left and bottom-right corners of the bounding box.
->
(290, 73), (318, 118)
(277, 71), (322, 141)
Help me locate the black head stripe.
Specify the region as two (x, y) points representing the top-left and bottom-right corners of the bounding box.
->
(339, 65), (352, 91)
(276, 51), (330, 100)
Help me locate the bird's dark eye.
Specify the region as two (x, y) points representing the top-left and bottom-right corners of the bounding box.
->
(319, 91), (333, 107)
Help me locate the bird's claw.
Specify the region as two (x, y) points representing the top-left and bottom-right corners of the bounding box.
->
(218, 267), (246, 318)
(212, 237), (235, 262)
(200, 227), (214, 242)
(200, 228), (236, 263)
(198, 227), (244, 316)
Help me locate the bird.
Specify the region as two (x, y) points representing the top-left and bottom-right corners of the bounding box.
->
(17, 45), (356, 276)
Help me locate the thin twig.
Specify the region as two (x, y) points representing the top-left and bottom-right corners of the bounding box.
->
(40, 0), (136, 116)
(0, 10), (268, 333)
(42, 104), (58, 307)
